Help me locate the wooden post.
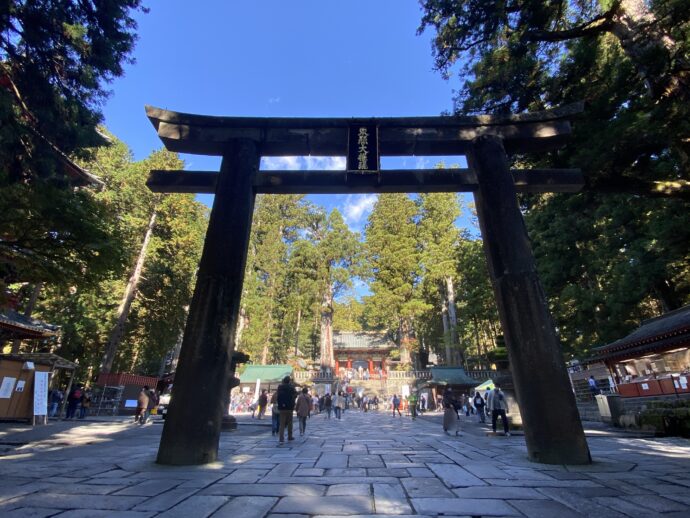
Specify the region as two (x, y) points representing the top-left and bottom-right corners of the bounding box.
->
(156, 139), (259, 465)
(469, 135), (591, 465)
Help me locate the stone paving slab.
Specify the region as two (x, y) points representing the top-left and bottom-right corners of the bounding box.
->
(0, 410), (689, 517)
(273, 496), (374, 515)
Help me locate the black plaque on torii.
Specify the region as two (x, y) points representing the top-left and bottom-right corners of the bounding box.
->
(347, 124), (379, 173)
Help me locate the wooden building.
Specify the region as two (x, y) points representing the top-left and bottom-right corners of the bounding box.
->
(333, 332), (395, 376)
(589, 305), (690, 397)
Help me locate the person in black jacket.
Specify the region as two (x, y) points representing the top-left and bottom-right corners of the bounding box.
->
(276, 376), (297, 444)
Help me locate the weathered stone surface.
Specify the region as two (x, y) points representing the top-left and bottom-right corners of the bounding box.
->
(202, 483), (325, 497)
(367, 468), (409, 478)
(484, 478), (599, 488)
(5, 508), (65, 518)
(156, 495), (228, 517)
(373, 483), (413, 514)
(8, 493), (147, 511)
(131, 488), (200, 512)
(219, 469), (268, 483)
(327, 484), (372, 496)
(411, 498), (520, 516)
(213, 496), (278, 518)
(401, 478), (454, 498)
(427, 464), (486, 488)
(114, 479), (183, 496)
(508, 499), (584, 517)
(273, 496), (374, 515)
(624, 494), (690, 513)
(453, 487), (548, 500)
(316, 454), (348, 469)
(349, 455), (384, 468)
(536, 488), (628, 517)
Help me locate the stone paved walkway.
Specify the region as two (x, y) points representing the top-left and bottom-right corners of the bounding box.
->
(1, 409), (689, 517)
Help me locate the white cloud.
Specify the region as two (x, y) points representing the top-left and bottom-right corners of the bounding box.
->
(342, 193), (377, 230)
(268, 97), (281, 104)
(260, 156), (345, 171)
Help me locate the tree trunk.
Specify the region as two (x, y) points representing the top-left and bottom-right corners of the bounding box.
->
(100, 209), (157, 374)
(294, 307), (302, 356)
(441, 298), (451, 365)
(235, 306), (247, 345)
(611, 0), (687, 100)
(10, 282), (42, 354)
(399, 318), (412, 365)
(445, 276), (464, 365)
(320, 285), (335, 368)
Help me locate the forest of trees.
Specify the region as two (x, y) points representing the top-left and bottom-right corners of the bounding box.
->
(1, 1), (688, 381)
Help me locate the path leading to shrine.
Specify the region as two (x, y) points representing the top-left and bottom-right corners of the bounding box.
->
(1, 409), (689, 516)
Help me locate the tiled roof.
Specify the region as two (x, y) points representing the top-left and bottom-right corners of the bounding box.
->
(333, 332), (395, 351)
(239, 364), (293, 383)
(429, 367), (477, 386)
(590, 305), (690, 361)
(0, 310), (59, 339)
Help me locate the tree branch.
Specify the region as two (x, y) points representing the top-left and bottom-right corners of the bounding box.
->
(522, 8), (618, 43)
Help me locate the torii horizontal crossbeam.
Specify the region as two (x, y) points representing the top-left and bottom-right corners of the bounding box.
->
(145, 103), (582, 156)
(147, 168), (583, 194)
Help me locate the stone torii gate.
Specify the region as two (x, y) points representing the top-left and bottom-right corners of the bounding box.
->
(145, 103), (592, 466)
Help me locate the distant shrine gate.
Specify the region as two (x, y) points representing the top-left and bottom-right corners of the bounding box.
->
(145, 104), (592, 466)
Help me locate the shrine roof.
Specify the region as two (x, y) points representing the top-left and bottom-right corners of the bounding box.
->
(0, 310), (60, 340)
(333, 332), (395, 351)
(429, 366), (477, 386)
(590, 305), (690, 362)
(239, 364), (293, 384)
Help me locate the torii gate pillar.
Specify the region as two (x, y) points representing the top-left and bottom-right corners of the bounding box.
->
(469, 135), (591, 464)
(157, 139), (259, 465)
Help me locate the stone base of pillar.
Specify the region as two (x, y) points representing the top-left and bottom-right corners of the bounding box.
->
(221, 415), (238, 431)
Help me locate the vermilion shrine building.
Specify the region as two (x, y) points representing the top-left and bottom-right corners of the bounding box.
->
(333, 331), (395, 375)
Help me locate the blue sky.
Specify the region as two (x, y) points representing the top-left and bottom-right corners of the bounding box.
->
(101, 2), (479, 300)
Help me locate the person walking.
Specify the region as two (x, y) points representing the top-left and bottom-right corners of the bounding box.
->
(442, 388), (459, 435)
(392, 394), (401, 417)
(408, 391), (418, 420)
(257, 390), (268, 419)
(134, 386), (150, 424)
(48, 388), (64, 418)
(79, 389), (92, 419)
(324, 393), (332, 419)
(295, 387), (312, 436)
(65, 385), (82, 420)
(276, 376), (297, 443)
(333, 391), (344, 419)
(588, 376), (599, 397)
(487, 386), (510, 436)
(270, 390), (280, 436)
(473, 391), (486, 423)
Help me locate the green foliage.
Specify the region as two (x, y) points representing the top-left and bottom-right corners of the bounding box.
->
(28, 136), (207, 379)
(0, 0), (145, 301)
(0, 0), (146, 183)
(420, 0), (690, 357)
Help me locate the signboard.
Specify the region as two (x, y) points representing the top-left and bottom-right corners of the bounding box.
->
(0, 377), (16, 398)
(15, 380), (26, 393)
(641, 383), (649, 390)
(33, 371), (49, 416)
(347, 125), (379, 173)
(124, 399), (138, 408)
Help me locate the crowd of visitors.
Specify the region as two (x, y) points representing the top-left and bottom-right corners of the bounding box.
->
(229, 377), (512, 444)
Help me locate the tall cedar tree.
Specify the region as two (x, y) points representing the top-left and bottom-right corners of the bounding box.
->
(364, 194), (426, 366)
(419, 0), (690, 355)
(0, 1), (146, 299)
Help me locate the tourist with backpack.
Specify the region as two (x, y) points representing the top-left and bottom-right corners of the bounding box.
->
(276, 376), (297, 443)
(487, 386), (510, 436)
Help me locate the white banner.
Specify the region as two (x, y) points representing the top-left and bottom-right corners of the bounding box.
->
(0, 377), (16, 398)
(33, 371), (49, 416)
